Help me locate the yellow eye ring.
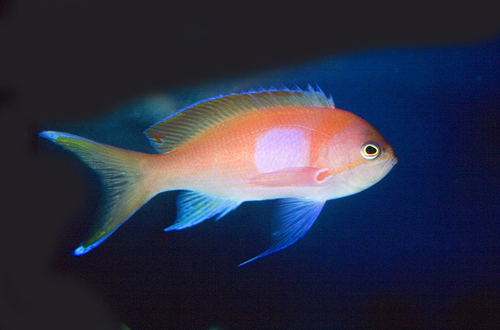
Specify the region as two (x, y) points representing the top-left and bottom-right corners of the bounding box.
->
(360, 143), (380, 160)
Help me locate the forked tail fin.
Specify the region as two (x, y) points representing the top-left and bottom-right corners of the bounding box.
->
(39, 131), (153, 255)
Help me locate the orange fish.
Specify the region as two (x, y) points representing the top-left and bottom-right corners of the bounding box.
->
(39, 85), (397, 265)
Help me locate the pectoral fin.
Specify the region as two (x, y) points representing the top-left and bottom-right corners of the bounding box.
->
(239, 198), (325, 266)
(249, 167), (331, 187)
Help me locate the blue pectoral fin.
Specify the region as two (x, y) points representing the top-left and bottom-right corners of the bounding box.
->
(239, 198), (326, 266)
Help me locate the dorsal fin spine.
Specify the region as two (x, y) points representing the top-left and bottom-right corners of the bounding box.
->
(144, 86), (334, 153)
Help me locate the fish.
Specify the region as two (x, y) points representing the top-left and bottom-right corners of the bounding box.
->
(39, 85), (397, 266)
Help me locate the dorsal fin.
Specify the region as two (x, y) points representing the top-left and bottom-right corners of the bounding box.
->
(143, 84), (335, 153)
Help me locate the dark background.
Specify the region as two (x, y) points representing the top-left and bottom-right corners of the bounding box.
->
(2, 1), (500, 329)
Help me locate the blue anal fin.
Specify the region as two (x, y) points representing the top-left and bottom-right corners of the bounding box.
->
(239, 198), (325, 266)
(165, 191), (242, 231)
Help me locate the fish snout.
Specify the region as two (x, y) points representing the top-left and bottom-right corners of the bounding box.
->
(390, 156), (398, 167)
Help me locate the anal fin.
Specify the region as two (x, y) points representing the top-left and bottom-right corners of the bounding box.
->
(165, 191), (242, 231)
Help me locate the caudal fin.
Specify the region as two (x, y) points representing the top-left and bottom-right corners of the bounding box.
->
(39, 131), (152, 255)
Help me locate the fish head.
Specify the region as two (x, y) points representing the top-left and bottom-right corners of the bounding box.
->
(319, 110), (397, 198)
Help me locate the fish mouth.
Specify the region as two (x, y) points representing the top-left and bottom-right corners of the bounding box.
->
(381, 154), (398, 175)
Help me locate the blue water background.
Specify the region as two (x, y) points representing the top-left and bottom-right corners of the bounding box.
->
(37, 37), (500, 329)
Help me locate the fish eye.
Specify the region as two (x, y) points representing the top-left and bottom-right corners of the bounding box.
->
(360, 143), (380, 160)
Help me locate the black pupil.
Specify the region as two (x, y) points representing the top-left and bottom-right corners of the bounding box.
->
(365, 145), (377, 155)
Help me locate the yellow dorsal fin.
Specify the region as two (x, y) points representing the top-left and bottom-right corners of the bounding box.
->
(143, 85), (334, 153)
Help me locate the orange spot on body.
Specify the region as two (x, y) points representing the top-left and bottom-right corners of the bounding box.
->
(316, 169), (331, 182)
